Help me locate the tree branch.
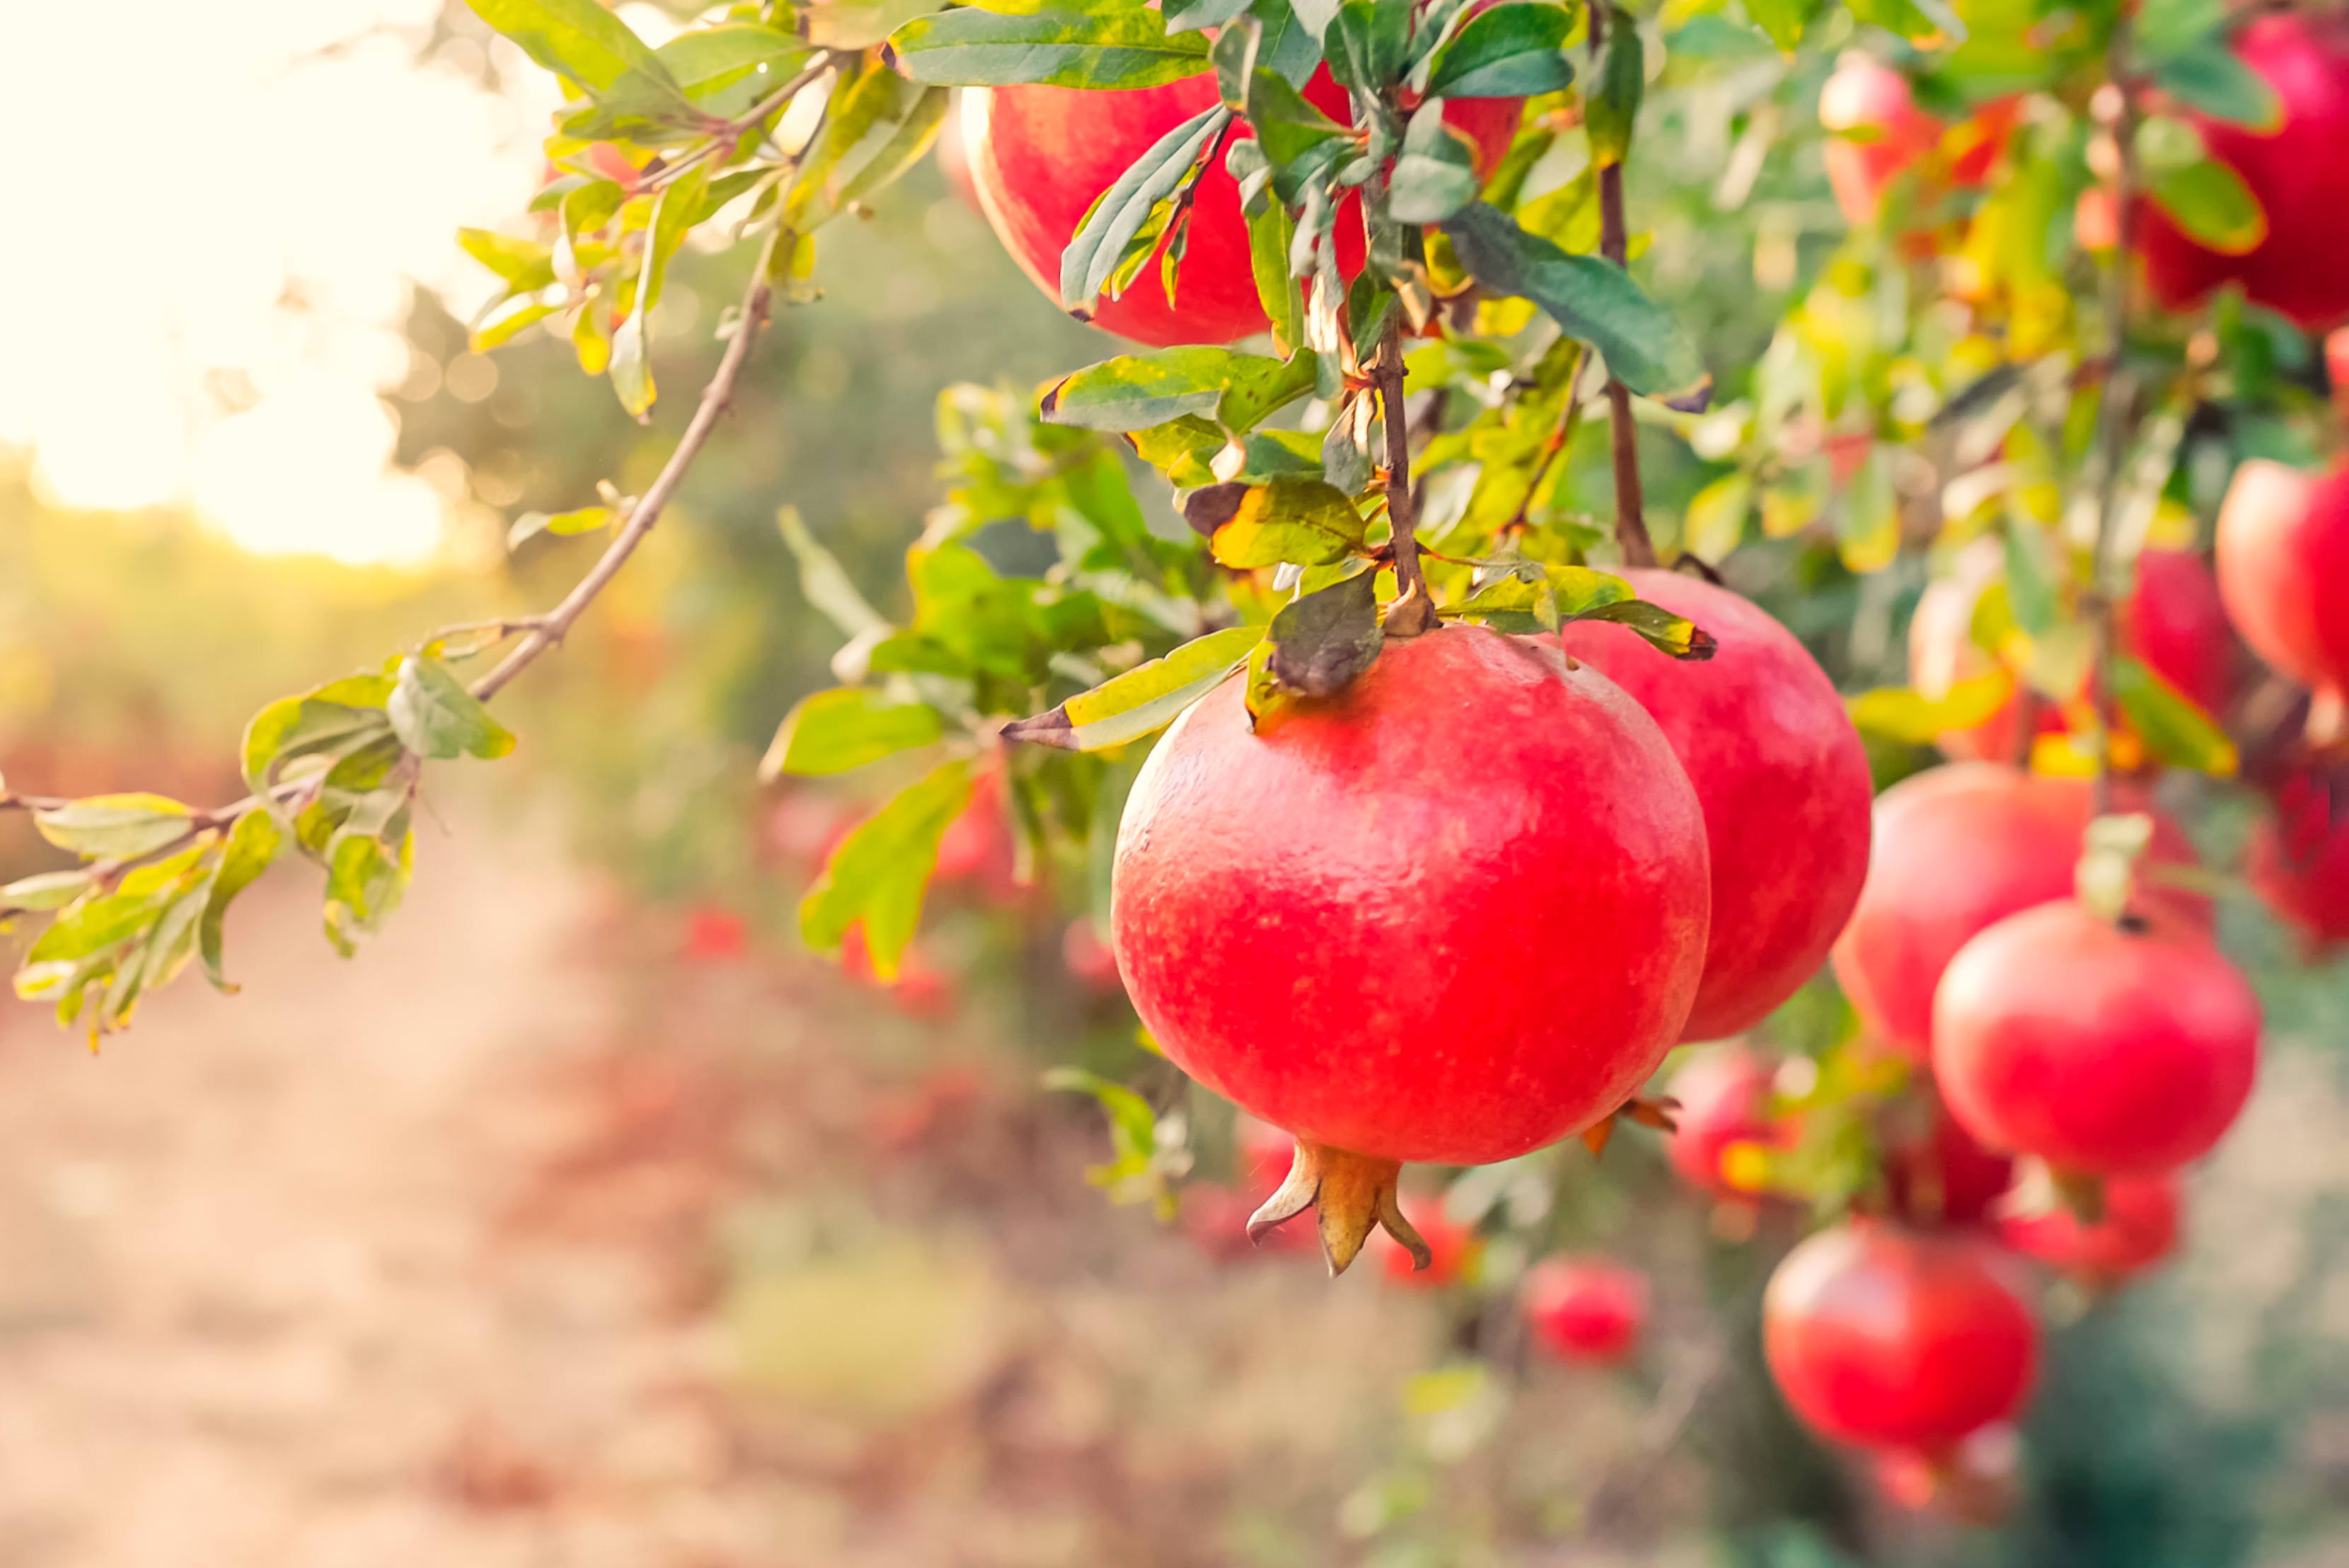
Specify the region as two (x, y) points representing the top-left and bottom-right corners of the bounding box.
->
(1592, 0), (1656, 570)
(2086, 27), (2142, 819)
(1374, 317), (1440, 636)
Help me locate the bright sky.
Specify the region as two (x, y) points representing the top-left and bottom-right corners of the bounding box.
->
(0, 1), (579, 566)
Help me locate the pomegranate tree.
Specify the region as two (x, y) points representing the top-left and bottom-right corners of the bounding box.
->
(1932, 902), (2260, 1176)
(1523, 1257), (1649, 1366)
(1557, 570), (1874, 1040)
(1764, 1222), (2038, 1453)
(1112, 626), (1711, 1270)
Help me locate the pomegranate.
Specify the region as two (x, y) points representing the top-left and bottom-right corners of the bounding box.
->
(963, 74), (1519, 346)
(1819, 53), (1944, 224)
(1523, 1256), (1649, 1365)
(1061, 918), (1124, 993)
(1763, 1222), (2038, 1451)
(681, 905), (749, 962)
(1663, 1042), (1790, 1198)
(1910, 545), (2236, 761)
(1557, 570), (1873, 1039)
(1370, 1196), (1479, 1286)
(1871, 1423), (2021, 1523)
(2000, 1174), (2181, 1286)
(1112, 626), (1710, 1270)
(2216, 459), (2349, 701)
(2249, 767), (2349, 949)
(1879, 1102), (2014, 1228)
(933, 763), (1025, 902)
(1933, 901), (2259, 1175)
(1830, 763), (2208, 1059)
(2137, 11), (2349, 329)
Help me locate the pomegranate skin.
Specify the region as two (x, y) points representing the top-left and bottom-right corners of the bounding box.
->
(1764, 1223), (2038, 1451)
(1557, 571), (1874, 1039)
(1663, 1042), (1788, 1197)
(1523, 1257), (1649, 1365)
(1818, 53), (1943, 225)
(1881, 1107), (2014, 1229)
(964, 74), (1519, 347)
(2216, 460), (2349, 700)
(1112, 626), (1710, 1165)
(2249, 770), (2349, 948)
(2137, 13), (2349, 330)
(1932, 902), (2260, 1175)
(1999, 1175), (2181, 1284)
(1830, 763), (2208, 1060)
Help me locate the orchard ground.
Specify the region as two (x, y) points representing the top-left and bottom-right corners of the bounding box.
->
(1, 800), (2348, 1563)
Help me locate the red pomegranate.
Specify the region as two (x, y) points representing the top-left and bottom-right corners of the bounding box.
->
(1523, 1256), (1649, 1365)
(1556, 571), (1872, 1039)
(933, 763), (1025, 902)
(2329, 325), (2349, 416)
(2137, 11), (2349, 329)
(2249, 768), (2349, 949)
(1910, 545), (2236, 760)
(1061, 918), (1124, 994)
(1830, 763), (2208, 1059)
(1763, 1223), (2038, 1451)
(681, 904), (749, 963)
(2216, 459), (2349, 701)
(1933, 902), (2260, 1175)
(1663, 1042), (1790, 1198)
(1879, 1103), (2014, 1228)
(1113, 626), (1711, 1269)
(963, 74), (1519, 345)
(1999, 1174), (2181, 1285)
(1819, 53), (1944, 224)
(1371, 1196), (1479, 1286)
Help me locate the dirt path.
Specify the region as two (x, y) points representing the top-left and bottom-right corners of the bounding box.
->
(0, 828), (769, 1567)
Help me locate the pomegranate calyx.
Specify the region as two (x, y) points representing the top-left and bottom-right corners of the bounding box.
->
(2050, 1166), (2107, 1226)
(1245, 1138), (1431, 1276)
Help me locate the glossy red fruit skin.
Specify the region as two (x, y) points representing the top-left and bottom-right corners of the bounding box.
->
(2000, 1175), (2181, 1284)
(1933, 902), (2260, 1175)
(2216, 460), (2349, 700)
(1830, 763), (2209, 1060)
(2137, 12), (2349, 330)
(2249, 769), (2349, 949)
(1373, 1197), (1478, 1286)
(1556, 571), (1874, 1039)
(1764, 1223), (2038, 1451)
(1663, 1043), (1788, 1197)
(1881, 1105), (2014, 1228)
(964, 74), (1519, 346)
(1524, 1257), (1649, 1364)
(1112, 626), (1711, 1165)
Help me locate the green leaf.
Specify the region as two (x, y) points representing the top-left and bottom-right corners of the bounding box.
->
(1167, 0), (1254, 32)
(35, 795), (195, 860)
(456, 229), (557, 290)
(1683, 472), (1753, 561)
(1241, 171), (1305, 354)
(1845, 674), (2013, 744)
(242, 686), (394, 795)
(1003, 625), (1263, 750)
(1041, 1065), (1160, 1184)
(1571, 597), (1718, 659)
(1042, 346), (1303, 432)
(800, 757), (977, 979)
(2154, 47), (2283, 131)
(1443, 202), (1710, 407)
(199, 809), (282, 992)
(2135, 0), (2225, 61)
(323, 829), (414, 956)
(388, 657), (518, 762)
(835, 85), (951, 209)
(887, 6), (1214, 87)
(2112, 656), (2237, 776)
(471, 294), (560, 353)
(657, 23), (809, 98)
(1, 870), (93, 912)
(1057, 106), (1230, 310)
(508, 504), (612, 550)
(1266, 567), (1383, 698)
(1745, 0), (1822, 50)
(1424, 3), (1575, 97)
(1584, 21), (1643, 166)
(2003, 526), (2059, 636)
(1389, 103), (1480, 223)
(1453, 560), (1633, 632)
(1245, 69), (1351, 201)
(1326, 0), (1408, 92)
(608, 161), (709, 420)
(1846, 0), (1965, 46)
(2147, 156), (2268, 255)
(1186, 478), (1369, 567)
(26, 887), (171, 965)
(761, 688), (945, 778)
(463, 0), (679, 93)
(778, 507), (891, 639)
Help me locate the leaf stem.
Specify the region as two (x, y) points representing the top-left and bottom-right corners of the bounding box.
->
(1591, 0), (1656, 570)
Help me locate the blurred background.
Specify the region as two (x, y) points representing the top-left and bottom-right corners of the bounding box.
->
(4, 2), (2349, 1565)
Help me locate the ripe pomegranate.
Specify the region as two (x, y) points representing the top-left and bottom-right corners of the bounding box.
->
(1370, 1196), (1479, 1286)
(2328, 325), (2349, 416)
(1556, 571), (1873, 1038)
(1999, 1174), (2181, 1286)
(681, 905), (749, 962)
(1910, 545), (2236, 760)
(839, 923), (962, 1018)
(1871, 1423), (2021, 1523)
(1934, 902), (2259, 1175)
(1819, 54), (1944, 224)
(2248, 767), (2349, 949)
(1523, 1256), (1649, 1365)
(964, 74), (1519, 345)
(1764, 1222), (2038, 1451)
(1879, 1102), (2014, 1228)
(1061, 918), (1124, 994)
(1663, 1042), (1790, 1198)
(2216, 459), (2349, 701)
(1830, 763), (2207, 1059)
(1113, 626), (1710, 1270)
(933, 763), (1025, 902)
(2137, 11), (2349, 329)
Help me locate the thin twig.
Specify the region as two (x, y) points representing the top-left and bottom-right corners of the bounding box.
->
(2086, 25), (2142, 818)
(639, 54), (840, 195)
(1503, 345), (1594, 536)
(1374, 318), (1440, 635)
(1591, 0), (1656, 569)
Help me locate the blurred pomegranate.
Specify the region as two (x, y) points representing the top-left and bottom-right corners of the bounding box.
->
(681, 905), (749, 963)
(1523, 1257), (1649, 1366)
(934, 764), (1026, 904)
(2249, 767), (2349, 950)
(1880, 1104), (2015, 1228)
(839, 924), (961, 1019)
(1663, 1044), (1791, 1198)
(1370, 1197), (1479, 1287)
(1061, 918), (1124, 994)
(2000, 1174), (2181, 1286)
